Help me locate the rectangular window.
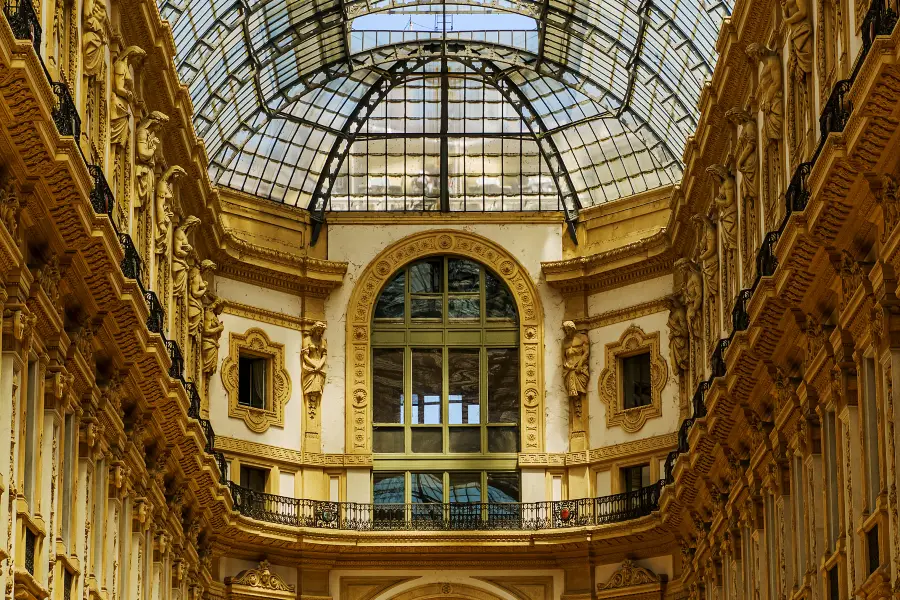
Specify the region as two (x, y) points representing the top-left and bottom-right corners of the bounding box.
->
(621, 464), (650, 493)
(61, 414), (75, 548)
(410, 472), (442, 522)
(23, 361), (38, 509)
(487, 348), (519, 423)
(239, 466), (269, 493)
(862, 358), (881, 511)
(867, 524), (880, 575)
(238, 355), (267, 409)
(824, 411), (840, 552)
(373, 348), (405, 453)
(827, 564), (840, 600)
(623, 353), (652, 409)
(411, 349), (442, 425)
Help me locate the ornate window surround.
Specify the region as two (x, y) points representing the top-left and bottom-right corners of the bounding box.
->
(597, 325), (668, 433)
(345, 230), (545, 455)
(221, 328), (292, 433)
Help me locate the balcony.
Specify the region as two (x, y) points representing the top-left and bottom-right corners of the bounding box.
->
(144, 290), (164, 334)
(756, 230), (781, 278)
(50, 82), (80, 139)
(166, 339), (184, 381)
(184, 381), (201, 419)
(227, 481), (662, 531)
(819, 79), (853, 139)
(731, 288), (752, 333)
(119, 233), (142, 281)
(711, 338), (730, 378)
(785, 162), (812, 216)
(88, 165), (114, 218)
(2, 0), (40, 57)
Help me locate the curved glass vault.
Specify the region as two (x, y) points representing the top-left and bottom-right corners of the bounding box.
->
(159, 0), (732, 231)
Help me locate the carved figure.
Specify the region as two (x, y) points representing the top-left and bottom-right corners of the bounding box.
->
(82, 0), (108, 77)
(562, 320), (590, 434)
(201, 297), (225, 376)
(666, 295), (690, 374)
(301, 321), (327, 418)
(782, 0), (813, 74)
(728, 109), (759, 204)
(172, 216), (199, 299)
(693, 214), (720, 297)
(747, 44), (783, 141)
(110, 46), (145, 147)
(708, 164), (738, 251)
(188, 260), (216, 337)
(155, 166), (185, 254)
(0, 175), (23, 243)
(135, 112), (168, 209)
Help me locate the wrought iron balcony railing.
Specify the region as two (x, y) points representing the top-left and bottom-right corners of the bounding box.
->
(214, 451), (229, 484)
(23, 527), (35, 575)
(119, 233), (142, 281)
(88, 165), (114, 218)
(227, 480), (662, 531)
(820, 79), (853, 139)
(184, 381), (201, 419)
(862, 0), (898, 53)
(692, 379), (710, 419)
(144, 289), (165, 334)
(198, 418), (216, 455)
(50, 81), (80, 140)
(785, 162), (812, 216)
(756, 230), (781, 278)
(3, 0), (40, 56)
(731, 288), (752, 333)
(166, 338), (184, 381)
(711, 338), (729, 378)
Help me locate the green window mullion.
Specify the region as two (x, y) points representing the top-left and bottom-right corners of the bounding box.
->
(443, 345), (449, 454)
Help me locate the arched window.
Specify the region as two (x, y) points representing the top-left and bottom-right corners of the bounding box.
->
(371, 256), (521, 510)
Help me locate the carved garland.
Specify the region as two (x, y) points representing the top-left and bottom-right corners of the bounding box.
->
(598, 325), (668, 433)
(345, 230), (545, 454)
(221, 328), (291, 433)
(599, 560), (663, 590)
(225, 561), (295, 594)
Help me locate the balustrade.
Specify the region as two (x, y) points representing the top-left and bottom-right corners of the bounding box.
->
(50, 81), (80, 140)
(144, 289), (165, 334)
(820, 79), (853, 139)
(785, 162), (812, 216)
(227, 481), (661, 531)
(862, 0), (898, 53)
(692, 380), (710, 419)
(756, 230), (780, 278)
(711, 338), (729, 378)
(184, 381), (201, 419)
(198, 418), (216, 454)
(731, 288), (752, 332)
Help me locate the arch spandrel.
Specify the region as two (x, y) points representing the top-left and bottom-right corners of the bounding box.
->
(345, 229), (545, 455)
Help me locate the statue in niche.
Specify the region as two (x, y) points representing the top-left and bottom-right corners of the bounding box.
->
(201, 297), (225, 376)
(747, 44), (783, 141)
(693, 213), (720, 344)
(0, 174), (23, 244)
(562, 320), (590, 436)
(708, 165), (738, 253)
(82, 0), (107, 77)
(301, 321), (328, 420)
(728, 108), (760, 280)
(782, 0), (813, 74)
(188, 260), (216, 338)
(171, 215), (199, 300)
(666, 294), (690, 374)
(135, 112), (167, 208)
(109, 46), (145, 148)
(155, 166), (185, 255)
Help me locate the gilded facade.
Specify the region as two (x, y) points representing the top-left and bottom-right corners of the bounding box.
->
(0, 0), (899, 597)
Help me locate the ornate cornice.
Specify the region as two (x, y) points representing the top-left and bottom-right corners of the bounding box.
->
(599, 560), (663, 590)
(220, 300), (311, 332)
(542, 230), (673, 293)
(215, 435), (373, 468)
(576, 297), (669, 330)
(224, 561), (295, 593)
(518, 432), (677, 467)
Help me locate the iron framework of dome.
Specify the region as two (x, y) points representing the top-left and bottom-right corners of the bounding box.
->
(159, 0), (732, 241)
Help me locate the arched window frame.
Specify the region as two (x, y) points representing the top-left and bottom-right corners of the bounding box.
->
(345, 230), (545, 460)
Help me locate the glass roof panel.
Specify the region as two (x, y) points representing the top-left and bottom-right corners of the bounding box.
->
(159, 0), (731, 211)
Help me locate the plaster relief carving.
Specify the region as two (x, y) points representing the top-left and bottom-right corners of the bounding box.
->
(599, 560), (663, 590)
(224, 561), (295, 593)
(784, 0), (813, 74)
(562, 320), (590, 449)
(81, 0), (107, 77)
(598, 325), (668, 433)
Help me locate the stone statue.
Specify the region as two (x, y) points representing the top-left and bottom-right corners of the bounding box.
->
(782, 0), (812, 74)
(0, 175), (23, 243)
(82, 0), (108, 77)
(708, 164), (737, 252)
(301, 321), (327, 419)
(747, 44), (783, 141)
(666, 295), (689, 374)
(155, 166), (185, 254)
(188, 260), (216, 337)
(110, 46), (145, 148)
(201, 297), (225, 376)
(693, 214), (720, 297)
(562, 320), (590, 436)
(728, 109), (759, 204)
(135, 112), (168, 208)
(172, 216), (199, 300)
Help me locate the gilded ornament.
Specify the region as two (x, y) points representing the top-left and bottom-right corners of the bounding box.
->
(598, 560), (662, 590)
